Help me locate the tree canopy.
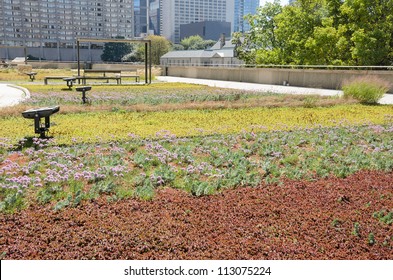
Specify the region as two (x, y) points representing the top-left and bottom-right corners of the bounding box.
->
(101, 39), (133, 62)
(234, 0), (393, 66)
(133, 35), (172, 65)
(180, 35), (216, 50)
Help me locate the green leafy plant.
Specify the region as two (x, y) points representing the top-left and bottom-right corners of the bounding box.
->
(373, 210), (393, 225)
(36, 185), (65, 204)
(331, 218), (341, 228)
(0, 192), (24, 213)
(352, 222), (361, 237)
(368, 233), (376, 245)
(342, 76), (390, 104)
(134, 183), (155, 200)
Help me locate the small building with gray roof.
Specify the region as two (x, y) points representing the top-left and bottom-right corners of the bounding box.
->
(160, 37), (243, 67)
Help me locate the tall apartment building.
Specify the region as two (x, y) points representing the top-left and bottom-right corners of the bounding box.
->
(234, 0), (259, 33)
(159, 0), (235, 43)
(0, 0), (134, 61)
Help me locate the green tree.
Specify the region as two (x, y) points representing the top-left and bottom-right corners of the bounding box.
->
(180, 35), (216, 50)
(274, 0), (329, 65)
(236, 0), (393, 66)
(233, 0), (283, 64)
(101, 40), (133, 62)
(340, 0), (393, 65)
(134, 35), (172, 65)
(303, 17), (349, 65)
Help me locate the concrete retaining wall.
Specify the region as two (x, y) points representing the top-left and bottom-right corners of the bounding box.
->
(29, 62), (78, 69)
(0, 47), (103, 62)
(28, 62), (149, 71)
(165, 66), (393, 93)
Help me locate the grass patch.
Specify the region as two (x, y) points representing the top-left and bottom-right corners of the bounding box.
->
(342, 76), (391, 104)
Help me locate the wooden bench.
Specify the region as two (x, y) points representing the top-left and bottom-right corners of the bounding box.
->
(25, 72), (37, 81)
(119, 69), (140, 83)
(81, 69), (122, 84)
(80, 76), (121, 85)
(83, 69), (121, 77)
(44, 76), (69, 85)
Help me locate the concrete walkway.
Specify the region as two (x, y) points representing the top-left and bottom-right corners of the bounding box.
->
(0, 78), (392, 107)
(0, 84), (30, 108)
(157, 76), (393, 105)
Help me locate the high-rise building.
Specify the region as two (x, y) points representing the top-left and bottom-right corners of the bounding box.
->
(134, 0), (148, 37)
(180, 21), (231, 41)
(0, 0), (134, 61)
(159, 0), (235, 43)
(234, 0), (259, 33)
(149, 0), (160, 35)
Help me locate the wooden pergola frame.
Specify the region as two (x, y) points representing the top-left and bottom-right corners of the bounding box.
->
(76, 38), (152, 84)
(0, 45), (27, 64)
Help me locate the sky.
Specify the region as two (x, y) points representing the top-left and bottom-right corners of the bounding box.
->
(260, 0), (290, 6)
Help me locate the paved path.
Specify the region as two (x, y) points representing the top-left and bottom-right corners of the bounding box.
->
(0, 84), (30, 108)
(157, 76), (393, 105)
(1, 78), (392, 107)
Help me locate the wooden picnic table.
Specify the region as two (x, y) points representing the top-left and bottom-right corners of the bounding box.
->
(81, 69), (140, 84)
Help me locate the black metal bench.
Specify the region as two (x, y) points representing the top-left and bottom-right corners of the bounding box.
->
(63, 77), (76, 89)
(25, 72), (37, 81)
(22, 106), (60, 138)
(75, 86), (92, 104)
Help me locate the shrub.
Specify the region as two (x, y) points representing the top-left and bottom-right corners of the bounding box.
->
(342, 76), (390, 104)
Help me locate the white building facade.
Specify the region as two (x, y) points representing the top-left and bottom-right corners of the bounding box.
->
(159, 0), (235, 43)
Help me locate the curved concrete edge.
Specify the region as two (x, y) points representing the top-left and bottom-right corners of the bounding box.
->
(7, 84), (31, 100)
(0, 83), (31, 108)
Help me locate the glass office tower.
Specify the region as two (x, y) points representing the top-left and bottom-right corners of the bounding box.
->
(234, 0), (259, 33)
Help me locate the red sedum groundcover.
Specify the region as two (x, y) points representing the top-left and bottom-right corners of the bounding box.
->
(1, 170), (392, 260)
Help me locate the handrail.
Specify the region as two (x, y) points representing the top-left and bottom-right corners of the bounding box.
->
(160, 63), (393, 70)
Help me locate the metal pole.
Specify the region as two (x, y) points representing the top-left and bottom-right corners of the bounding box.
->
(77, 40), (80, 84)
(149, 40), (152, 84)
(145, 42), (148, 84)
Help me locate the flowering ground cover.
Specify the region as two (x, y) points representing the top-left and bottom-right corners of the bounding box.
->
(1, 104), (393, 144)
(1, 124), (393, 212)
(0, 81), (392, 259)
